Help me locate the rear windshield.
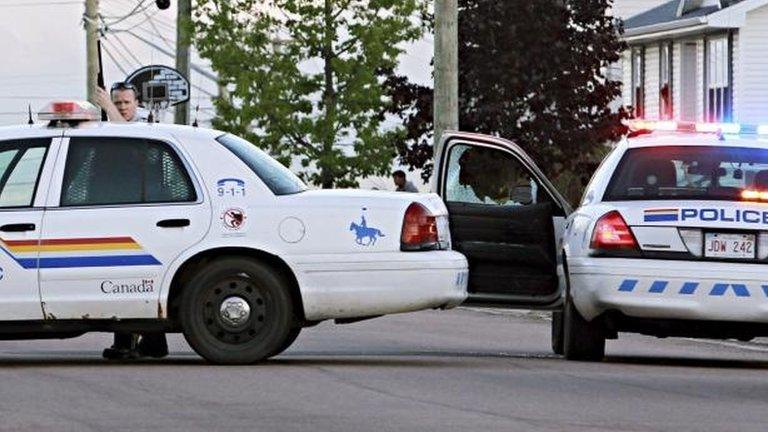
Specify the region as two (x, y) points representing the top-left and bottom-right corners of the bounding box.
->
(604, 146), (768, 201)
(217, 134), (307, 195)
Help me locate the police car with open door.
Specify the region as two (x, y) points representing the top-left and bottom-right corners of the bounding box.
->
(435, 123), (768, 362)
(433, 131), (572, 339)
(0, 101), (467, 364)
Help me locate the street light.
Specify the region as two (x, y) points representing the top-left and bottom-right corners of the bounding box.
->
(156, 0), (171, 10)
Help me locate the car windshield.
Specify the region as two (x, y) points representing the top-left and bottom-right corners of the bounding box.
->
(604, 145), (768, 201)
(217, 134), (307, 195)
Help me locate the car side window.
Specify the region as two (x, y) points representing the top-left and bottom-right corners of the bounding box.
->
(0, 139), (49, 208)
(444, 144), (541, 207)
(61, 138), (196, 206)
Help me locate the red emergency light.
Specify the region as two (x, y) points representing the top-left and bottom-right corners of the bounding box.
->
(38, 100), (101, 122)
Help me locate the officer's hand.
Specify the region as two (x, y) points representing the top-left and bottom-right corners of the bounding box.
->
(94, 87), (112, 108)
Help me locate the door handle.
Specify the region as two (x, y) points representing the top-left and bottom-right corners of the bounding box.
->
(0, 223), (36, 232)
(157, 219), (190, 228)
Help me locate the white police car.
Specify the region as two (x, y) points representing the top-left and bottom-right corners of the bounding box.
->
(556, 121), (768, 361)
(433, 124), (768, 362)
(0, 101), (467, 364)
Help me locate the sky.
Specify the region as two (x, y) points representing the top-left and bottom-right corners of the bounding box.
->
(0, 0), (433, 128)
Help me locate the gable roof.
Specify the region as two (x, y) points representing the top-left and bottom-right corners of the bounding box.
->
(624, 0), (741, 30)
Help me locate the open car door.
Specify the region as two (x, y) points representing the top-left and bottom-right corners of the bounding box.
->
(435, 132), (571, 308)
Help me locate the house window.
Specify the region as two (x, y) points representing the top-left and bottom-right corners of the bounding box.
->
(706, 36), (731, 122)
(659, 42), (673, 120)
(631, 47), (645, 118)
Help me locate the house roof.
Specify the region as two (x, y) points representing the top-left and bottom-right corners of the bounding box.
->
(624, 1), (721, 30)
(621, 0), (766, 40)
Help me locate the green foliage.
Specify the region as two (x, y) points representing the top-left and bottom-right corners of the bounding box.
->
(386, 0), (629, 188)
(193, 0), (425, 188)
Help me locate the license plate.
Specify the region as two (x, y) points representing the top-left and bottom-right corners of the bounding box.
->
(704, 233), (756, 259)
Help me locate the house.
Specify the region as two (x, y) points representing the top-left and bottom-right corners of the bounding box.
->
(620, 0), (768, 125)
(611, 0), (669, 20)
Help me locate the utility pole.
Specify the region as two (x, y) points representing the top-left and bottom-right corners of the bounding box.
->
(174, 0), (192, 125)
(85, 0), (100, 103)
(433, 0), (458, 161)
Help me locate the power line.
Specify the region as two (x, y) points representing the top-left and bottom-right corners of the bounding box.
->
(0, 1), (79, 7)
(0, 72), (80, 79)
(124, 30), (219, 82)
(102, 37), (138, 72)
(132, 25), (174, 52)
(0, 96), (78, 100)
(101, 41), (131, 76)
(143, 13), (176, 51)
(111, 32), (143, 66)
(102, 0), (151, 26)
(110, 9), (159, 34)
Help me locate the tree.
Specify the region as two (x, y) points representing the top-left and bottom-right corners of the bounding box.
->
(386, 0), (628, 193)
(193, 0), (425, 188)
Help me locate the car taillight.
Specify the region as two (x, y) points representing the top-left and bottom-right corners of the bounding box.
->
(590, 211), (638, 250)
(401, 203), (439, 251)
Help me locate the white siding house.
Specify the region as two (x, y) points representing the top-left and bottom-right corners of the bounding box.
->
(620, 0), (768, 125)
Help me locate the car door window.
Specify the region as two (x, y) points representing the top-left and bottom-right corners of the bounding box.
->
(0, 140), (49, 208)
(61, 138), (196, 206)
(445, 144), (540, 206)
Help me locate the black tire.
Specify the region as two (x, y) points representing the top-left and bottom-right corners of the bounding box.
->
(180, 257), (295, 365)
(268, 326), (301, 358)
(551, 310), (564, 355)
(563, 294), (605, 361)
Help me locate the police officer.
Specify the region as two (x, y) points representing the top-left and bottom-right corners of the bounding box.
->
(94, 82), (145, 123)
(94, 82), (168, 360)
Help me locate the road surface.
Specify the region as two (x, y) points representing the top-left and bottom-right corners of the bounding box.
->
(0, 308), (766, 432)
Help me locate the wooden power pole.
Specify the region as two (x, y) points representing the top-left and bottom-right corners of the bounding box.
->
(85, 0), (100, 103)
(174, 0), (192, 125)
(433, 0), (459, 160)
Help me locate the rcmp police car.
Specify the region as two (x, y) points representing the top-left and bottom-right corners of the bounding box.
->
(0, 101), (467, 364)
(432, 124), (768, 362)
(557, 121), (768, 361)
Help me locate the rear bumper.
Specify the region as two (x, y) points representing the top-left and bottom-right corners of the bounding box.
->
(290, 251), (469, 321)
(568, 257), (768, 323)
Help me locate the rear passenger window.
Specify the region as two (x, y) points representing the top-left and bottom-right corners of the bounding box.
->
(0, 139), (49, 208)
(61, 138), (196, 206)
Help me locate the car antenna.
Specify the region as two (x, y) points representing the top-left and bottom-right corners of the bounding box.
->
(192, 74), (201, 128)
(27, 103), (33, 125)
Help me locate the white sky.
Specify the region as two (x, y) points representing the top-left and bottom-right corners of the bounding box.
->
(0, 0), (432, 127)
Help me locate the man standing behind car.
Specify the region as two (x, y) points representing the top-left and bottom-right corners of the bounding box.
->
(94, 82), (143, 122)
(93, 82), (167, 360)
(393, 170), (419, 192)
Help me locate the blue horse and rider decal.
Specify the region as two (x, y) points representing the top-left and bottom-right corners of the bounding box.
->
(349, 209), (385, 246)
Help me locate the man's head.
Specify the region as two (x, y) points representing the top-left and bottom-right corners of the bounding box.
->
(393, 170), (406, 187)
(110, 82), (139, 121)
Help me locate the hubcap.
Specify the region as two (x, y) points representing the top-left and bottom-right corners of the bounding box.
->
(201, 276), (268, 345)
(219, 296), (251, 328)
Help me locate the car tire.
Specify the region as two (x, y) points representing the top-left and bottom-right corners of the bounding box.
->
(180, 257), (295, 365)
(563, 294), (605, 362)
(268, 326), (301, 358)
(551, 310), (564, 355)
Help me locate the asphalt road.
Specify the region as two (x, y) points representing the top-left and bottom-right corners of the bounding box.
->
(1, 308), (767, 432)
